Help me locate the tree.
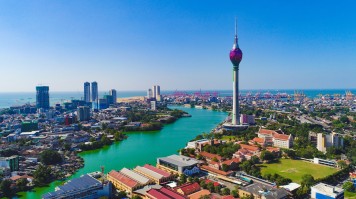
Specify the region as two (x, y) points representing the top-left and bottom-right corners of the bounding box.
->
(301, 174), (315, 188)
(343, 182), (355, 192)
(241, 193), (254, 199)
(33, 164), (53, 186)
(222, 188), (230, 195)
(40, 150), (62, 165)
(250, 156), (260, 164)
(207, 182), (214, 192)
(337, 160), (347, 169)
(0, 179), (12, 197)
(179, 174), (187, 184)
(260, 150), (275, 162)
(132, 196), (142, 199)
(222, 164), (229, 172)
(231, 189), (239, 198)
(200, 180), (207, 189)
(16, 178), (28, 191)
(214, 185), (221, 194)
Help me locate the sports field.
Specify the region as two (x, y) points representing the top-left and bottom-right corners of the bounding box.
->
(260, 159), (338, 183)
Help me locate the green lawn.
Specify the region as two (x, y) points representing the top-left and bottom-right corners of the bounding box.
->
(260, 159), (338, 183)
(221, 135), (237, 142)
(345, 191), (356, 199)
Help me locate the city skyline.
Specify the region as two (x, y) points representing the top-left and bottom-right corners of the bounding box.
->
(0, 0), (356, 92)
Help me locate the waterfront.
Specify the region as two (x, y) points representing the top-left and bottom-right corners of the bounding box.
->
(17, 106), (227, 198)
(1, 89), (356, 109)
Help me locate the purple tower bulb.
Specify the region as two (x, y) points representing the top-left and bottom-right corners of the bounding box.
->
(229, 20), (243, 66)
(230, 44), (243, 66)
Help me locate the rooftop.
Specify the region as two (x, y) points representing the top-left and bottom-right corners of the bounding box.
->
(158, 154), (198, 167)
(120, 168), (150, 184)
(240, 182), (289, 199)
(108, 170), (138, 188)
(312, 182), (344, 194)
(143, 164), (171, 177)
(42, 175), (102, 199)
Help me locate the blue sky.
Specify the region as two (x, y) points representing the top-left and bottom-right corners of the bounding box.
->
(0, 0), (355, 92)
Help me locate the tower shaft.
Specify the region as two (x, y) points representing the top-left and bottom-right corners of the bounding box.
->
(232, 66), (240, 125)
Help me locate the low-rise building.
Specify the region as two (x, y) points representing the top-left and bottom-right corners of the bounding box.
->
(239, 182), (289, 199)
(174, 182), (201, 196)
(107, 170), (141, 194)
(258, 128), (293, 149)
(42, 174), (111, 199)
(157, 155), (199, 176)
(311, 183), (344, 199)
(133, 164), (173, 184)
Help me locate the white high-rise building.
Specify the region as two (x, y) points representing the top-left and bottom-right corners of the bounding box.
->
(317, 132), (344, 152)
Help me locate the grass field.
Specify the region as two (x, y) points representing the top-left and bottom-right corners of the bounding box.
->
(221, 135), (237, 142)
(345, 191), (356, 199)
(260, 159), (338, 183)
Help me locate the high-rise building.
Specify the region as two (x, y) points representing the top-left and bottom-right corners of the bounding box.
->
(77, 106), (91, 121)
(109, 89), (117, 104)
(84, 82), (91, 102)
(36, 86), (50, 109)
(0, 155), (19, 172)
(153, 85), (161, 101)
(147, 89), (153, 99)
(317, 132), (344, 153)
(91, 81), (98, 103)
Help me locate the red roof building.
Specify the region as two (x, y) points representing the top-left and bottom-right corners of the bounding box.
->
(258, 128), (293, 149)
(146, 187), (187, 199)
(175, 182), (201, 196)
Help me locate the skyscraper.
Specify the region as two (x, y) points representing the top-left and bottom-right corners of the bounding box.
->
(36, 86), (50, 109)
(91, 81), (98, 103)
(147, 88), (153, 99)
(229, 20), (243, 125)
(153, 85), (161, 101)
(84, 82), (91, 102)
(109, 89), (117, 104)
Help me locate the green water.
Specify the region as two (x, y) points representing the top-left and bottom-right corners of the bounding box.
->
(18, 106), (227, 198)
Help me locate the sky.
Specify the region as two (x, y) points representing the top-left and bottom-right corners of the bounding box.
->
(0, 0), (355, 92)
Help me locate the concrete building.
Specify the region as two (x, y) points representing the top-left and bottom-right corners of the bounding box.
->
(133, 164), (173, 184)
(36, 86), (50, 109)
(109, 89), (117, 104)
(147, 89), (153, 99)
(107, 168), (152, 194)
(317, 132), (344, 153)
(153, 85), (161, 101)
(0, 155), (19, 172)
(107, 170), (141, 194)
(91, 81), (98, 103)
(157, 155), (199, 176)
(150, 101), (156, 111)
(311, 183), (344, 199)
(84, 82), (91, 102)
(239, 182), (289, 199)
(240, 114), (255, 125)
(77, 106), (91, 121)
(258, 128), (293, 149)
(42, 174), (111, 199)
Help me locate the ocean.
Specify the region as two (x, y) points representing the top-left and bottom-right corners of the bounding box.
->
(0, 89), (355, 109)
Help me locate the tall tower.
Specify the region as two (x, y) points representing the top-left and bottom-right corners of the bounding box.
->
(109, 89), (117, 104)
(36, 86), (50, 109)
(84, 82), (91, 102)
(229, 19), (243, 125)
(91, 81), (98, 102)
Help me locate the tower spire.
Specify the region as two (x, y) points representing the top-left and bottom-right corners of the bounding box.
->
(233, 17), (239, 49)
